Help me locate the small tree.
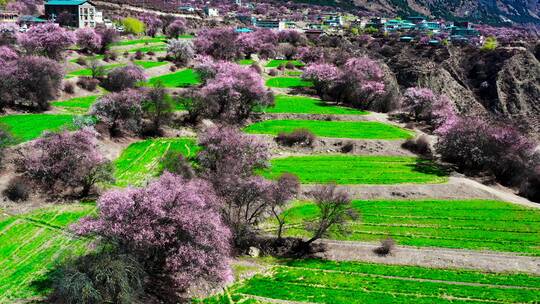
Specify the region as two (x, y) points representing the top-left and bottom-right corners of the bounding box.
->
(340, 57), (385, 109)
(165, 19), (186, 38)
(15, 128), (110, 196)
(88, 59), (106, 79)
(139, 14), (162, 37)
(304, 184), (358, 245)
(91, 89), (144, 137)
(95, 27), (118, 54)
(270, 173), (300, 240)
(194, 27), (240, 60)
(75, 27), (102, 54)
(73, 172), (233, 294)
(141, 82), (173, 133)
(481, 36), (498, 51)
(166, 39), (194, 66)
(17, 23), (75, 60)
(103, 65), (145, 92)
(121, 17), (145, 35)
(401, 87), (456, 127)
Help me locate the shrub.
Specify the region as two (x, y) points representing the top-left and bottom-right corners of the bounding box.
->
(102, 65), (145, 92)
(303, 63), (341, 99)
(275, 128), (315, 147)
(73, 172), (233, 294)
(76, 77), (99, 91)
(139, 14), (162, 37)
(134, 50), (143, 60)
(341, 141), (354, 153)
(3, 177), (30, 202)
(401, 87), (455, 126)
(268, 69), (278, 76)
(402, 135), (431, 156)
(285, 61), (295, 69)
(519, 167), (540, 203)
(63, 81), (75, 94)
(250, 63), (262, 74)
(95, 27), (118, 54)
(373, 237), (395, 256)
(50, 251), (145, 304)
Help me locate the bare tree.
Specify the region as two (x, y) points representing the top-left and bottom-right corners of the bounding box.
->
(304, 184), (358, 245)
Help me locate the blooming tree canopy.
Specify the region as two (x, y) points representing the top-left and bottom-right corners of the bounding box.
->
(18, 23), (75, 60)
(74, 172), (232, 291)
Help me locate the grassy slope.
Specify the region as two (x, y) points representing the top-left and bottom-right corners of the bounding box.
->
(111, 36), (167, 46)
(0, 114), (75, 143)
(266, 77), (313, 88)
(261, 155), (447, 184)
(0, 204), (95, 302)
(147, 69), (200, 88)
(114, 137), (199, 187)
(133, 60), (168, 69)
(244, 119), (413, 140)
(238, 59), (255, 65)
(201, 259), (540, 304)
(260, 95), (367, 115)
(268, 199), (540, 254)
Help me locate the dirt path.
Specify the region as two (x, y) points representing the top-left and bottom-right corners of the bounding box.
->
(299, 177), (540, 208)
(315, 239), (540, 274)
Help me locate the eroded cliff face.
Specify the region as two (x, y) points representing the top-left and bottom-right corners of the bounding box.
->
(374, 44), (540, 136)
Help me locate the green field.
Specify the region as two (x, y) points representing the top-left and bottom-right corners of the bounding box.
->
(201, 259), (540, 304)
(66, 63), (125, 77)
(0, 204), (95, 302)
(259, 95), (367, 115)
(114, 137), (199, 187)
(267, 199), (540, 254)
(266, 77), (313, 88)
(51, 95), (98, 114)
(238, 59), (256, 65)
(265, 59), (304, 68)
(261, 155), (447, 184)
(245, 120), (413, 140)
(147, 69), (201, 88)
(134, 60), (168, 69)
(0, 114), (76, 143)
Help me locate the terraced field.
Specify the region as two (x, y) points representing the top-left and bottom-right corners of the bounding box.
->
(261, 155), (447, 184)
(201, 259), (540, 304)
(0, 114), (76, 143)
(114, 137), (199, 187)
(238, 59), (256, 65)
(147, 68), (201, 88)
(51, 95), (98, 114)
(0, 204), (95, 302)
(266, 199), (540, 254)
(259, 95), (367, 115)
(66, 61), (166, 78)
(266, 77), (313, 88)
(111, 36), (167, 46)
(245, 119), (413, 139)
(265, 59), (304, 68)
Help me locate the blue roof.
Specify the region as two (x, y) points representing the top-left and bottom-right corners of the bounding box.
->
(45, 0), (88, 5)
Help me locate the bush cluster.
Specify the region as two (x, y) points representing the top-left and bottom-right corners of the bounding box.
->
(275, 128), (316, 147)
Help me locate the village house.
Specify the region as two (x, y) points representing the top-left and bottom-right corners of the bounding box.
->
(44, 0), (103, 28)
(0, 10), (18, 23)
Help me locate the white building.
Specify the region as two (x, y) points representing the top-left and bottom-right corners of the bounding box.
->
(204, 7), (219, 17)
(45, 0), (103, 28)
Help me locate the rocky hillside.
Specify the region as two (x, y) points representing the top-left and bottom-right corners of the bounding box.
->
(370, 42), (540, 137)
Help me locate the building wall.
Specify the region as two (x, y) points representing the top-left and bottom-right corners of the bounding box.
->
(78, 2), (97, 28)
(45, 4), (79, 27)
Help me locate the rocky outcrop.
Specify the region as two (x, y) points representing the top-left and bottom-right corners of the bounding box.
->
(376, 44), (540, 137)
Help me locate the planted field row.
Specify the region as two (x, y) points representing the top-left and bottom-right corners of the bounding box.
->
(66, 60), (168, 78)
(261, 155), (447, 184)
(267, 199), (540, 254)
(0, 204), (95, 302)
(113, 137), (199, 187)
(244, 119), (413, 140)
(51, 95), (99, 114)
(202, 259), (540, 304)
(265, 77), (313, 88)
(258, 94), (368, 115)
